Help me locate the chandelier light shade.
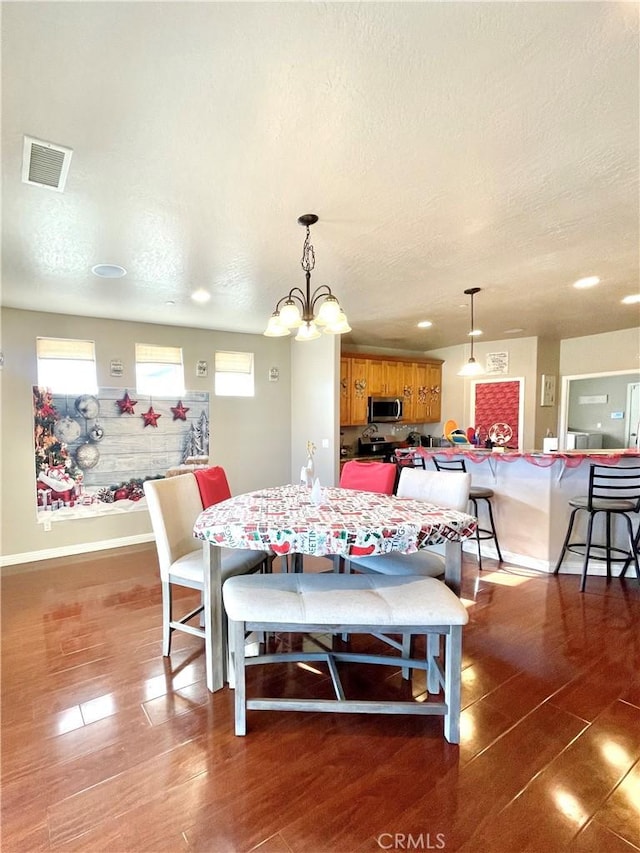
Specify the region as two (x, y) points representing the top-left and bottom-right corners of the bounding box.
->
(458, 287), (484, 377)
(264, 214), (351, 341)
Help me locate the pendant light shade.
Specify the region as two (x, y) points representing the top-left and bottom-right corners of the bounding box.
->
(458, 287), (484, 376)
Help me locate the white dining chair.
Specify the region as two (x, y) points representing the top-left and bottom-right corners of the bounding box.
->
(345, 467), (471, 677)
(143, 473), (268, 656)
(346, 467), (472, 579)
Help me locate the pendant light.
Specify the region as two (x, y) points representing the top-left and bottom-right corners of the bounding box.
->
(264, 214), (351, 340)
(458, 287), (484, 376)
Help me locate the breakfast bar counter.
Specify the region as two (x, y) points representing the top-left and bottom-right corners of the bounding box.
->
(409, 448), (640, 574)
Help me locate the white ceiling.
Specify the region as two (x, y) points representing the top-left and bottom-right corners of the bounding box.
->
(2, 1), (639, 352)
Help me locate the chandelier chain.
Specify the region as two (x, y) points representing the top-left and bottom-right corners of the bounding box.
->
(300, 227), (316, 273)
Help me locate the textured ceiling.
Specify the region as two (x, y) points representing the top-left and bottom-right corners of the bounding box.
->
(2, 1), (639, 352)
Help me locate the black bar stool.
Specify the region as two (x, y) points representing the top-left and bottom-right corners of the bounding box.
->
(554, 464), (640, 592)
(432, 458), (502, 570)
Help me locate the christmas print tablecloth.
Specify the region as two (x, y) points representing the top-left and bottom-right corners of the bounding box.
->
(193, 483), (477, 558)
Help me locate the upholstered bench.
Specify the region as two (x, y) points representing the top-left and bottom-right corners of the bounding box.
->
(222, 573), (469, 743)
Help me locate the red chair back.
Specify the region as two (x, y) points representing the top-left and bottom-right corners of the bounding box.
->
(193, 466), (232, 508)
(339, 460), (396, 494)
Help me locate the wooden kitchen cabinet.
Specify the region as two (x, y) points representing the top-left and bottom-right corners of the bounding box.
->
(340, 353), (442, 426)
(400, 361), (417, 421)
(339, 357), (351, 426)
(348, 356), (369, 425)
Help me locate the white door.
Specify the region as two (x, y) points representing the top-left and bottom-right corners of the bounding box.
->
(626, 382), (640, 448)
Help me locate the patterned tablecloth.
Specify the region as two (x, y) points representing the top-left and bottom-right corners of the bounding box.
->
(193, 483), (477, 558)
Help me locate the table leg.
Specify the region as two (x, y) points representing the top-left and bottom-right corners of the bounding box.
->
(203, 542), (224, 692)
(444, 541), (462, 595)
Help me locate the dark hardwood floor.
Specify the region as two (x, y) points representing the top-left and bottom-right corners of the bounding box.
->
(1, 544), (639, 852)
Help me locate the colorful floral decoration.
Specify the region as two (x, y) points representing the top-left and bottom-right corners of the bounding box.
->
(170, 400), (190, 421)
(142, 406), (161, 428)
(33, 386), (82, 503)
(116, 391), (137, 414)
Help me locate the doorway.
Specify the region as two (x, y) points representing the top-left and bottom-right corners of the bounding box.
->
(625, 382), (640, 448)
(559, 370), (640, 450)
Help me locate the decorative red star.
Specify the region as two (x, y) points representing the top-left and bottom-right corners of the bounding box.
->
(142, 406), (161, 428)
(171, 400), (190, 421)
(116, 392), (137, 415)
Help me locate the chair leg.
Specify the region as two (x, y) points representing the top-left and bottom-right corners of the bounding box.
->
(580, 511), (597, 593)
(554, 508), (580, 574)
(605, 512), (613, 581)
(444, 626), (463, 744)
(161, 580), (172, 656)
(485, 498), (503, 562)
(470, 498), (483, 571)
(621, 515), (640, 581)
(426, 632), (440, 694)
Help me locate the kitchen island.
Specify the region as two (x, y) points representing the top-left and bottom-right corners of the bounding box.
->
(411, 447), (640, 574)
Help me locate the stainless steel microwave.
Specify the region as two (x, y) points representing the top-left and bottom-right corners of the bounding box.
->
(368, 396), (403, 423)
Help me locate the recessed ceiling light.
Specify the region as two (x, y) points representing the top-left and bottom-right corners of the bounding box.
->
(91, 263), (127, 278)
(417, 320), (433, 328)
(621, 294), (640, 305)
(191, 289), (211, 303)
(165, 300), (175, 306)
(469, 329), (483, 337)
(504, 327), (524, 334)
(573, 276), (600, 289)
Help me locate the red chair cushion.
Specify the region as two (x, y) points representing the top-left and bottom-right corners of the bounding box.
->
(193, 466), (232, 508)
(339, 461), (396, 494)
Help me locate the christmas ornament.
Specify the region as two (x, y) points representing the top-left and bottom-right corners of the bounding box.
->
(114, 487), (129, 501)
(75, 443), (100, 469)
(96, 487), (114, 503)
(116, 392), (137, 415)
(170, 400), (190, 421)
(75, 394), (100, 420)
(129, 485), (144, 501)
(53, 416), (82, 444)
(142, 406), (161, 427)
(88, 422), (105, 442)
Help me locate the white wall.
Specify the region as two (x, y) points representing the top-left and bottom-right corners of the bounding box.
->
(290, 334), (340, 486)
(426, 336), (539, 448)
(560, 328), (640, 375)
(0, 308), (292, 565)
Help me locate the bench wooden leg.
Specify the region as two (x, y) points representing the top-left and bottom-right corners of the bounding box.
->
(233, 619), (247, 736)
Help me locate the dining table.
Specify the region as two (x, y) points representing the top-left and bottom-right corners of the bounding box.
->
(192, 483), (478, 692)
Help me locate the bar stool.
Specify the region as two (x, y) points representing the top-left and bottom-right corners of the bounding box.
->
(432, 457), (503, 570)
(553, 464), (640, 592)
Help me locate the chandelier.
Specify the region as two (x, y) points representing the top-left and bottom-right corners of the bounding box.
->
(458, 287), (484, 376)
(264, 214), (351, 341)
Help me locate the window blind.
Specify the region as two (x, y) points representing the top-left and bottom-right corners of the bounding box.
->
(135, 344), (183, 365)
(214, 351), (254, 374)
(36, 338), (95, 360)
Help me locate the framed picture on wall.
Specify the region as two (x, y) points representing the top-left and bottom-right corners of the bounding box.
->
(541, 374), (556, 407)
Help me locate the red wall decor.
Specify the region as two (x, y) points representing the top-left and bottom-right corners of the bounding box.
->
(473, 380), (521, 448)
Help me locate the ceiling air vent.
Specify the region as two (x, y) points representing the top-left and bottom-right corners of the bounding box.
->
(22, 136), (73, 192)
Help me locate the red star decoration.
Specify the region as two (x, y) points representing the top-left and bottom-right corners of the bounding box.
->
(142, 406), (161, 428)
(171, 400), (190, 421)
(116, 392), (137, 415)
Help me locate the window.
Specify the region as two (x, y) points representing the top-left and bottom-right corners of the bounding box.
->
(135, 344), (184, 396)
(36, 337), (97, 393)
(214, 351), (254, 397)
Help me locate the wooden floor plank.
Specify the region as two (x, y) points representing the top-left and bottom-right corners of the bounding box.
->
(1, 544), (639, 852)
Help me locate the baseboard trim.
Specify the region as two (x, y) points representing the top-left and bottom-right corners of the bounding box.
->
(0, 533), (155, 571)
